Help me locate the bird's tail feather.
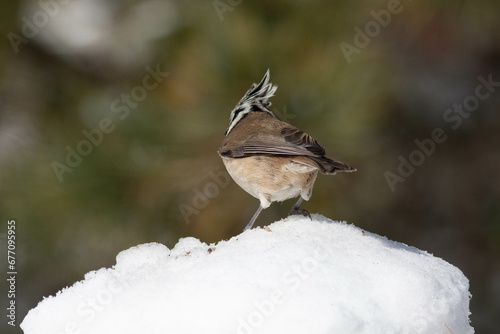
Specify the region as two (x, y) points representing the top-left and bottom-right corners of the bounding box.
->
(312, 156), (356, 175)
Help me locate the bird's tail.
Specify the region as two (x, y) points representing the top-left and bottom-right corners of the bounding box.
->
(312, 156), (356, 175)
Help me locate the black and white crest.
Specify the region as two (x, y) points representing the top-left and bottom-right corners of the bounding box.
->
(225, 70), (278, 136)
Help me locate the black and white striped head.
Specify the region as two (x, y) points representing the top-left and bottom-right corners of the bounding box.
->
(225, 70), (278, 136)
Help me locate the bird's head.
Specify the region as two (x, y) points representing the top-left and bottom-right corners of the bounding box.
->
(225, 70), (278, 136)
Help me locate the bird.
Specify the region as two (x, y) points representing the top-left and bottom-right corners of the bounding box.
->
(218, 70), (356, 231)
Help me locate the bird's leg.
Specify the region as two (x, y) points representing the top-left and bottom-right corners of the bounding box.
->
(244, 204), (264, 231)
(288, 197), (311, 220)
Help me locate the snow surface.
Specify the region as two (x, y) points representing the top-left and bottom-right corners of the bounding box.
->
(21, 215), (473, 334)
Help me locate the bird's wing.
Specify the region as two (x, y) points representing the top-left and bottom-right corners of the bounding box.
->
(219, 127), (325, 158)
(219, 126), (355, 174)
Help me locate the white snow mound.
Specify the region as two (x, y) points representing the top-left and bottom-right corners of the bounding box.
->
(21, 215), (473, 334)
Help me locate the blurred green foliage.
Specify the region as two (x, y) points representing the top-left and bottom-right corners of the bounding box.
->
(1, 0), (499, 332)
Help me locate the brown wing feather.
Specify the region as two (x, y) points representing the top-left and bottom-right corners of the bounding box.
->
(219, 129), (319, 158)
(218, 113), (356, 174)
(280, 127), (326, 156)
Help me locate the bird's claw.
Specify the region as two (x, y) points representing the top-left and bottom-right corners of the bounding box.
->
(288, 208), (312, 220)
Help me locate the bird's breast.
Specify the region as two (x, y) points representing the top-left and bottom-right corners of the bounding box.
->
(221, 155), (318, 203)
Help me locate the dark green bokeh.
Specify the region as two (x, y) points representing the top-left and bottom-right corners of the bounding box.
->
(1, 0), (499, 332)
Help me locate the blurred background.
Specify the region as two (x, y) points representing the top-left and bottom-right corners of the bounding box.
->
(0, 0), (499, 332)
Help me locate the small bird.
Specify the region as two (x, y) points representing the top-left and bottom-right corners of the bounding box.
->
(218, 70), (355, 230)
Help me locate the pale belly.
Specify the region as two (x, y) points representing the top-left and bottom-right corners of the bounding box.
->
(222, 156), (318, 208)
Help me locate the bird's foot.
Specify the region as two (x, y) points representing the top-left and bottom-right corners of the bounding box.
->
(288, 207), (312, 220)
